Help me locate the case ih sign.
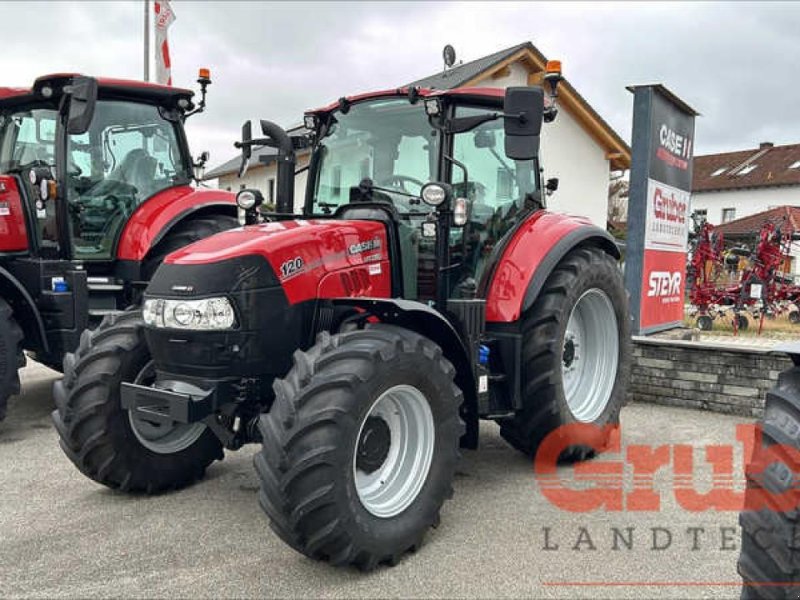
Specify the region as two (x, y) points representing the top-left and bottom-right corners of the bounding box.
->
(625, 84), (698, 334)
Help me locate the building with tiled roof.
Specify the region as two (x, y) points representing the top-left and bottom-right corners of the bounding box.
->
(691, 142), (800, 227)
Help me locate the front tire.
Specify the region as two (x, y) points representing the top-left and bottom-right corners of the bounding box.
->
(254, 325), (463, 569)
(499, 247), (631, 460)
(0, 298), (25, 421)
(737, 365), (800, 597)
(52, 311), (223, 493)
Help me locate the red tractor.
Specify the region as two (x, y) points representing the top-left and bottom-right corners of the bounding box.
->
(54, 65), (631, 568)
(0, 72), (237, 419)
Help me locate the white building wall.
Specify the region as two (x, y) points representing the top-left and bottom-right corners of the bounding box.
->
(475, 63), (610, 227)
(692, 187), (800, 225)
(217, 156), (310, 213)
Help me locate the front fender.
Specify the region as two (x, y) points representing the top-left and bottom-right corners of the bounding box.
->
(485, 211), (620, 323)
(116, 186), (236, 261)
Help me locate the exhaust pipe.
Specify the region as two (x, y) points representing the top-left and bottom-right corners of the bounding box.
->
(235, 120), (296, 214)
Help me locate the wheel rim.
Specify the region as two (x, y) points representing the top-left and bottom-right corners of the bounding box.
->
(561, 289), (619, 423)
(353, 384), (435, 518)
(127, 361), (207, 455)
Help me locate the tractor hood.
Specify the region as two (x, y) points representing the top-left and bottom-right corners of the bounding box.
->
(151, 219), (391, 305)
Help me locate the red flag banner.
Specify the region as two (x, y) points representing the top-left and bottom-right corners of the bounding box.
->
(154, 0), (176, 86)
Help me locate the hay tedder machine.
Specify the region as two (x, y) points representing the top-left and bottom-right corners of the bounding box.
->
(53, 63), (632, 569)
(688, 217), (800, 332)
(0, 72), (237, 420)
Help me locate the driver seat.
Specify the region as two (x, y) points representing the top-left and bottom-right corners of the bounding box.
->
(116, 149), (157, 196)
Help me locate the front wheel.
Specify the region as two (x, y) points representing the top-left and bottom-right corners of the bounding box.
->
(499, 247), (631, 460)
(254, 325), (464, 569)
(0, 298), (25, 421)
(52, 311), (223, 493)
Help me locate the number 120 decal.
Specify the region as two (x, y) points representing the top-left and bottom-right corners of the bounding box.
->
(280, 256), (305, 279)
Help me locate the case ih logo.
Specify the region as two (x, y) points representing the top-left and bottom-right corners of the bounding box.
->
(647, 271), (681, 298)
(348, 238), (381, 255)
(656, 124), (692, 171)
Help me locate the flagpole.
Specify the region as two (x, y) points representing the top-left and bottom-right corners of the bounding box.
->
(143, 0), (150, 82)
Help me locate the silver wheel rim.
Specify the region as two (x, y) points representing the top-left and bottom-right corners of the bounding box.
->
(127, 361), (207, 455)
(353, 384), (435, 518)
(562, 288), (619, 423)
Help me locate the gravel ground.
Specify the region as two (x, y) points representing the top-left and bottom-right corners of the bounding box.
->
(0, 360), (752, 599)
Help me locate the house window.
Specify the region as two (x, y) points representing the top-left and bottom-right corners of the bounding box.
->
(268, 178), (275, 204)
(694, 208), (707, 222)
(722, 208), (736, 223)
(332, 165), (342, 198)
(711, 167), (727, 177)
(736, 164), (757, 176)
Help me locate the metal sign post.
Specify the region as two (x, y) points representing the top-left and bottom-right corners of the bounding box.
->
(625, 84), (699, 335)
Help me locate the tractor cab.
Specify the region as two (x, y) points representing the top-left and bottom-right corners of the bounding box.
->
(0, 73), (210, 263)
(0, 72), (235, 400)
(237, 80), (552, 310)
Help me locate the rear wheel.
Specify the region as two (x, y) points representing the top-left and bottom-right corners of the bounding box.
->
(254, 325), (463, 569)
(789, 311), (800, 325)
(0, 298), (25, 421)
(51, 311), (223, 493)
(499, 247), (631, 460)
(737, 364), (800, 597)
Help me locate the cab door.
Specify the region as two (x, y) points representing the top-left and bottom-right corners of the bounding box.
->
(448, 104), (539, 297)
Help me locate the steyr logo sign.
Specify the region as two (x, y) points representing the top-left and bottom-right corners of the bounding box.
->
(646, 271), (681, 298)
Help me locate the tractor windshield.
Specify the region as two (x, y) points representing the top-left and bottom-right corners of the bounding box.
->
(66, 100), (191, 259)
(312, 98), (440, 214)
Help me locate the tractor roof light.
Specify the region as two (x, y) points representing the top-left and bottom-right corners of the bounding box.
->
(198, 68), (211, 83)
(424, 98), (441, 116)
(420, 182), (450, 207)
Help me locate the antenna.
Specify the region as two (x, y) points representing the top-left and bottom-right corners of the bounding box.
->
(443, 44), (456, 71)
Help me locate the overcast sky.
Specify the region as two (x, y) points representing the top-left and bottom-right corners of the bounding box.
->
(2, 1), (798, 171)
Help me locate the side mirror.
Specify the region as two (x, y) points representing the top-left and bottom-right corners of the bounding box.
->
(237, 121), (252, 178)
(503, 86), (544, 161)
(546, 177), (559, 195)
(66, 76), (98, 135)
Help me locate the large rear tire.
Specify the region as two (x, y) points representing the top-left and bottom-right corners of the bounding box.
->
(52, 311), (223, 493)
(737, 365), (800, 597)
(254, 325), (463, 570)
(0, 298), (25, 421)
(499, 247), (631, 460)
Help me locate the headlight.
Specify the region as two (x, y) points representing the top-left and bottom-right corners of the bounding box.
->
(420, 182), (451, 207)
(236, 190), (257, 210)
(143, 297), (236, 330)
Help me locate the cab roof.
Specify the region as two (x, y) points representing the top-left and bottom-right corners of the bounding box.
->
(0, 73), (193, 107)
(306, 86), (505, 116)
